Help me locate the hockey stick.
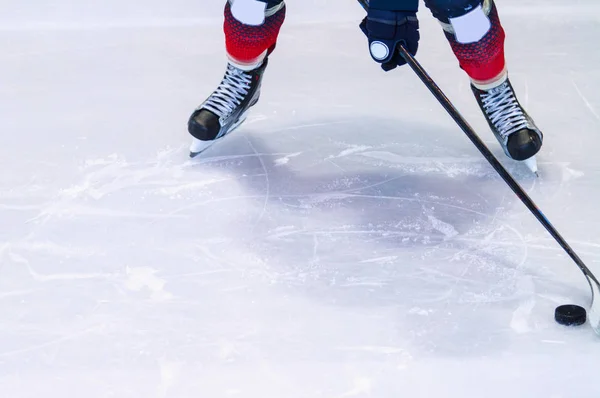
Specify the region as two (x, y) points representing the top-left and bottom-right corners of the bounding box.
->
(357, 0), (600, 334)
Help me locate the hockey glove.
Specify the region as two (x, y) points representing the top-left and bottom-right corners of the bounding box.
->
(359, 8), (420, 71)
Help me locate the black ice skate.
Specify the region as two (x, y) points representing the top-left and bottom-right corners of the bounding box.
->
(472, 77), (543, 172)
(187, 58), (268, 158)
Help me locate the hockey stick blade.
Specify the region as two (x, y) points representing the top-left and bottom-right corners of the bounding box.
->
(587, 275), (600, 333)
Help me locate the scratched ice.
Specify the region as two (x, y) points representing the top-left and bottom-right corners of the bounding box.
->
(1, 0), (600, 397)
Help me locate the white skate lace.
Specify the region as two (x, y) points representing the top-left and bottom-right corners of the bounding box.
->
(204, 64), (252, 118)
(480, 82), (529, 140)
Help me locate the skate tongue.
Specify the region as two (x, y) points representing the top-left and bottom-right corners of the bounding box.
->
(522, 156), (539, 177)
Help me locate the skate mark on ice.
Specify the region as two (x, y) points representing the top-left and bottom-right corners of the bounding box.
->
(531, 236), (600, 254)
(339, 278), (390, 288)
(359, 256), (398, 264)
(157, 359), (183, 398)
(245, 137), (270, 232)
(125, 266), (173, 301)
(0, 202), (41, 211)
(265, 228), (449, 246)
(264, 225), (302, 242)
(293, 174), (407, 204)
(191, 151), (289, 165)
(27, 203), (182, 226)
(274, 152), (302, 166)
(357, 151), (488, 177)
(12, 240), (100, 258)
(510, 299), (536, 334)
(263, 120), (353, 134)
(335, 345), (409, 355)
(155, 177), (233, 196)
(408, 307), (433, 316)
(0, 325), (102, 358)
(334, 175), (406, 194)
(0, 289), (37, 300)
(510, 276), (537, 334)
(310, 233), (320, 267)
(327, 145), (371, 160)
(19, 148), (269, 226)
(415, 266), (486, 287)
(358, 152), (509, 180)
(359, 151), (481, 165)
(426, 214), (459, 240)
(61, 154), (144, 200)
(489, 186), (510, 227)
(10, 252), (113, 282)
(244, 114), (269, 125)
(167, 269), (233, 279)
(24, 152), (201, 225)
(449, 221), (529, 271)
(326, 158), (348, 173)
(561, 165), (585, 182)
(499, 223), (529, 269)
(274, 189), (564, 262)
(340, 193), (488, 218)
(152, 195), (267, 221)
(571, 78), (600, 122)
(337, 378), (372, 398)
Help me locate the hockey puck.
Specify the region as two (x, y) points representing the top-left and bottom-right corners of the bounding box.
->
(554, 304), (586, 326)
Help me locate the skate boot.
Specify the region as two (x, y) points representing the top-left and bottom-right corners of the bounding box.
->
(187, 58), (269, 157)
(471, 77), (543, 167)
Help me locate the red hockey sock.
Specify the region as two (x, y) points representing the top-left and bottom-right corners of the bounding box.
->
(445, 3), (506, 84)
(224, 2), (286, 69)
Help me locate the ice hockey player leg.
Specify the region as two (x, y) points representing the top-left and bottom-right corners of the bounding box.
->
(225, 0), (286, 70)
(188, 0), (286, 157)
(424, 0), (543, 164)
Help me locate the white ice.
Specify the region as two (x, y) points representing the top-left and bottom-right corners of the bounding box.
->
(1, 0), (600, 397)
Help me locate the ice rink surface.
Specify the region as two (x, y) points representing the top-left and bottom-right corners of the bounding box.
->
(1, 0), (600, 396)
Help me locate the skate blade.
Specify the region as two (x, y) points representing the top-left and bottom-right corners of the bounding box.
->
(189, 113), (250, 158)
(522, 156), (539, 177)
(189, 138), (216, 158)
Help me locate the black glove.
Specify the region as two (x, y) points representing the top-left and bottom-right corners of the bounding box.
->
(360, 8), (420, 71)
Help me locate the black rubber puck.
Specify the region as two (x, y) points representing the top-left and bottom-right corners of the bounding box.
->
(555, 304), (586, 326)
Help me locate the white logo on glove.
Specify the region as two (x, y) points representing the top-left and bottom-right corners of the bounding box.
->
(370, 41), (390, 61)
